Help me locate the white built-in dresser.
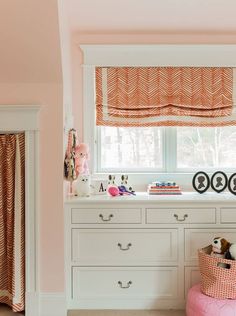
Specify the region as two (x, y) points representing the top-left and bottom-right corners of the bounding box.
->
(65, 192), (236, 310)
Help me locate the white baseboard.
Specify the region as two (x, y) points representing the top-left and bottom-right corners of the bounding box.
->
(68, 298), (185, 310)
(40, 292), (67, 316)
(26, 291), (40, 316)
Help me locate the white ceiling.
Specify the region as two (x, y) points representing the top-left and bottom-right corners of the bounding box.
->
(67, 0), (236, 33)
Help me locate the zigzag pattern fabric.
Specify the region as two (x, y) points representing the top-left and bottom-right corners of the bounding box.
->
(96, 67), (235, 127)
(0, 133), (25, 312)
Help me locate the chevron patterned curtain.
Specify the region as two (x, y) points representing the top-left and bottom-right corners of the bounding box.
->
(96, 67), (235, 127)
(0, 133), (25, 312)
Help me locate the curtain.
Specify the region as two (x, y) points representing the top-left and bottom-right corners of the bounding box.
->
(0, 133), (25, 312)
(96, 67), (235, 127)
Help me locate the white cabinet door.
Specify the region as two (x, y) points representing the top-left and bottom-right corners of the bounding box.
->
(72, 267), (178, 300)
(185, 229), (236, 262)
(72, 229), (178, 265)
(146, 208), (216, 224)
(185, 267), (200, 297)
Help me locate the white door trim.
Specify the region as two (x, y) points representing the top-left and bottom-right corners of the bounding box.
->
(0, 105), (40, 316)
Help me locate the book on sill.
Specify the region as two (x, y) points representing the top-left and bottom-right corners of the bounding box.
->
(152, 181), (177, 187)
(148, 181), (182, 195)
(148, 192), (182, 195)
(148, 187), (180, 191)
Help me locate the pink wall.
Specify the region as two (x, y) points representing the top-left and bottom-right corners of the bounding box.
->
(0, 0), (64, 293)
(71, 32), (236, 139)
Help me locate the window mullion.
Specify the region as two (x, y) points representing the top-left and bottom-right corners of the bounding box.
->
(165, 127), (177, 173)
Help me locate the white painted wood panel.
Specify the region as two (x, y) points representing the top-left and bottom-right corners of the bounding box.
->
(72, 229), (178, 265)
(72, 267), (178, 301)
(81, 45), (236, 67)
(146, 208), (216, 224)
(221, 208), (236, 223)
(184, 267), (201, 298)
(71, 208), (141, 224)
(185, 229), (236, 262)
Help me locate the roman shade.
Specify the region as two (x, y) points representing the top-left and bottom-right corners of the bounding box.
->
(96, 67), (236, 127)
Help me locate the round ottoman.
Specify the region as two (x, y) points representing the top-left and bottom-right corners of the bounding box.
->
(186, 284), (236, 316)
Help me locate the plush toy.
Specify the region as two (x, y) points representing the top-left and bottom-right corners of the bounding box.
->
(225, 244), (236, 260)
(107, 185), (120, 196)
(74, 143), (89, 176)
(107, 185), (136, 197)
(229, 244), (236, 259)
(74, 174), (91, 197)
(211, 237), (231, 258)
(118, 185), (136, 195)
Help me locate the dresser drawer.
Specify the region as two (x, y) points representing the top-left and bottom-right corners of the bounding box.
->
(185, 229), (236, 262)
(146, 208), (216, 224)
(72, 229), (178, 265)
(71, 208), (141, 224)
(221, 208), (236, 223)
(72, 267), (178, 300)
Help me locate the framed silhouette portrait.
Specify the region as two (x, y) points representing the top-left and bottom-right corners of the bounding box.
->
(228, 173), (236, 195)
(192, 171), (210, 194)
(211, 171), (228, 193)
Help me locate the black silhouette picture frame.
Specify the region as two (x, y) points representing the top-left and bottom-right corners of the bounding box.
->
(192, 171), (210, 194)
(211, 171), (228, 193)
(228, 173), (236, 195)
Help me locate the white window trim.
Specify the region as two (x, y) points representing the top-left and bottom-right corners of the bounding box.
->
(81, 45), (236, 189)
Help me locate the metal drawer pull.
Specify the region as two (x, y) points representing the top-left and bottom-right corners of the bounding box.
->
(174, 214), (188, 222)
(99, 214), (114, 221)
(117, 243), (132, 251)
(118, 281), (132, 289)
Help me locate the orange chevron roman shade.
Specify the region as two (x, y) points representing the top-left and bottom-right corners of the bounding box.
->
(96, 67), (235, 127)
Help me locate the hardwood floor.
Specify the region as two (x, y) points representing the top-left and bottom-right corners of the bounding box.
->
(0, 304), (24, 316)
(68, 310), (186, 316)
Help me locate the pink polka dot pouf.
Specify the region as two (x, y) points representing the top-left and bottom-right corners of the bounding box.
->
(186, 284), (236, 316)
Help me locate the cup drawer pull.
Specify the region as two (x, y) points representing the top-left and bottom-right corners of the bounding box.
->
(99, 214), (114, 222)
(117, 243), (132, 251)
(118, 281), (132, 289)
(174, 214), (188, 222)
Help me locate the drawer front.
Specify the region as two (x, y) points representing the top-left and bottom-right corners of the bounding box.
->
(72, 267), (178, 300)
(185, 229), (236, 262)
(72, 229), (178, 265)
(184, 267), (200, 298)
(221, 208), (236, 223)
(71, 208), (141, 224)
(146, 208), (216, 224)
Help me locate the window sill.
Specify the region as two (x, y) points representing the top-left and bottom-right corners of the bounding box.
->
(65, 191), (236, 204)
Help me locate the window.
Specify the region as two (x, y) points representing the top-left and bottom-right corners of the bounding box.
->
(98, 126), (163, 172)
(97, 126), (236, 173)
(177, 126), (236, 169)
(81, 45), (236, 179)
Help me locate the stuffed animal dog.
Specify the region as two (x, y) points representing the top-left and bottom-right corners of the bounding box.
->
(211, 237), (231, 258)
